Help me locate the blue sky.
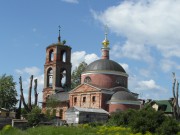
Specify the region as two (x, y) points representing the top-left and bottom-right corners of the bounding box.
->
(0, 0), (180, 103)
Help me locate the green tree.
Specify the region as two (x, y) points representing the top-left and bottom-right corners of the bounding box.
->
(71, 61), (87, 89)
(0, 74), (18, 110)
(26, 106), (44, 126)
(108, 108), (179, 134)
(108, 109), (136, 126)
(156, 117), (179, 135)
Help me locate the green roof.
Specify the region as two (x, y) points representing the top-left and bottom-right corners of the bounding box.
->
(153, 100), (173, 113)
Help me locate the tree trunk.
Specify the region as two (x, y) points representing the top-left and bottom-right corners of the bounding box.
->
(16, 95), (22, 119)
(28, 75), (33, 110)
(19, 76), (30, 112)
(34, 79), (38, 106)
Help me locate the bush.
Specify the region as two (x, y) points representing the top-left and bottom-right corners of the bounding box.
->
(108, 109), (135, 126)
(107, 108), (179, 134)
(156, 117), (179, 135)
(130, 108), (165, 134)
(26, 106), (44, 126)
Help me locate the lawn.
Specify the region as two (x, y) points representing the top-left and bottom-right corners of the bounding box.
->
(0, 125), (133, 135)
(2, 124), (180, 135)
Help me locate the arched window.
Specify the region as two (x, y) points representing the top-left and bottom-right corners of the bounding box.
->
(60, 69), (66, 88)
(49, 50), (54, 61)
(47, 68), (53, 87)
(61, 50), (66, 62)
(59, 109), (63, 119)
(84, 76), (91, 83)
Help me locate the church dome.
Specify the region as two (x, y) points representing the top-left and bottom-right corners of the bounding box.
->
(110, 91), (137, 101)
(85, 59), (126, 73)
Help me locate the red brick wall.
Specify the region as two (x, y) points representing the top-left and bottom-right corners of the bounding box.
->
(109, 104), (140, 113)
(81, 74), (127, 89)
(69, 92), (102, 109)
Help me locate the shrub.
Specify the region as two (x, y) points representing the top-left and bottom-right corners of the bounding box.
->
(107, 107), (179, 134)
(156, 117), (180, 135)
(26, 106), (44, 126)
(108, 109), (135, 126)
(130, 108), (165, 134)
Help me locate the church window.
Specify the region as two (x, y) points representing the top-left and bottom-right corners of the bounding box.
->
(84, 76), (91, 83)
(60, 69), (66, 88)
(74, 97), (77, 103)
(92, 96), (96, 102)
(59, 109), (63, 119)
(47, 68), (53, 87)
(61, 50), (66, 62)
(83, 97), (86, 102)
(49, 50), (54, 61)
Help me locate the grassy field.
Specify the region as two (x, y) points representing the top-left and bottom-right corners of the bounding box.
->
(2, 124), (180, 135)
(0, 124), (134, 135)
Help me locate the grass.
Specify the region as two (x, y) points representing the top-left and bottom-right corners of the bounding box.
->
(0, 125), (97, 135)
(4, 124), (179, 135)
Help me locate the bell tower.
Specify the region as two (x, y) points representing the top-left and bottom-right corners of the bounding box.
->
(42, 27), (72, 105)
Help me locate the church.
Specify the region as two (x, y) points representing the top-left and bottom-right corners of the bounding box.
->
(42, 29), (141, 123)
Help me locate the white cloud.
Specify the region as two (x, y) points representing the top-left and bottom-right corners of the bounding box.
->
(111, 42), (153, 63)
(119, 62), (129, 73)
(61, 0), (79, 4)
(137, 79), (160, 90)
(128, 74), (168, 100)
(15, 67), (41, 76)
(93, 0), (180, 60)
(160, 59), (180, 72)
(71, 51), (99, 70)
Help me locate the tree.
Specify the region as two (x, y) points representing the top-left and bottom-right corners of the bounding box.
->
(26, 106), (44, 126)
(71, 61), (88, 89)
(19, 75), (38, 113)
(0, 74), (18, 110)
(172, 72), (180, 119)
(107, 108), (179, 134)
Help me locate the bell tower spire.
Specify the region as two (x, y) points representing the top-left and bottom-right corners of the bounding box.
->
(58, 25), (61, 43)
(101, 25), (110, 59)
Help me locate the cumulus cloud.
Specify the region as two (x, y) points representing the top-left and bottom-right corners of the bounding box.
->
(71, 51), (99, 70)
(160, 59), (180, 72)
(128, 74), (168, 99)
(15, 66), (41, 76)
(92, 0), (180, 60)
(119, 62), (129, 73)
(137, 79), (160, 90)
(61, 0), (79, 4)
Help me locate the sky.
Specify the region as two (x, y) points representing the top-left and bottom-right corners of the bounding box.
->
(0, 0), (180, 104)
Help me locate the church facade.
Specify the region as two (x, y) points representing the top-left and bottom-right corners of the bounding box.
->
(42, 30), (141, 122)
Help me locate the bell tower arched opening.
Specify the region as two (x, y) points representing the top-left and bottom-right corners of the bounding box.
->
(47, 68), (53, 87)
(49, 50), (54, 62)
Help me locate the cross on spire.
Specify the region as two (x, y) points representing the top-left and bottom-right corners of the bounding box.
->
(58, 25), (61, 43)
(104, 24), (109, 40)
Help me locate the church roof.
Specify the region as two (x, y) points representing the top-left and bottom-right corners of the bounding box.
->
(150, 100), (173, 113)
(108, 91), (140, 105)
(84, 59), (126, 73)
(66, 106), (109, 114)
(49, 92), (69, 102)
